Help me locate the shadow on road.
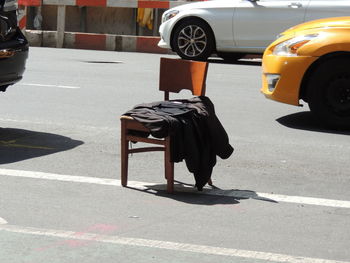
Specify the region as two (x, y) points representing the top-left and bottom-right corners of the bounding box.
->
(126, 181), (277, 206)
(207, 58), (262, 67)
(276, 111), (350, 135)
(0, 127), (84, 164)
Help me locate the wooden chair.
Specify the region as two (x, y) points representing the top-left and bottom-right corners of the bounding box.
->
(120, 57), (210, 193)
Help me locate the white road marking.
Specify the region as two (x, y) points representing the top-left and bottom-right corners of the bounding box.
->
(0, 224), (348, 263)
(1, 168), (349, 209)
(0, 117), (116, 131)
(20, 83), (80, 89)
(0, 217), (7, 225)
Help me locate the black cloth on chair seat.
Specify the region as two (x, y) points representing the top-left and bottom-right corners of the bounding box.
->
(123, 96), (234, 190)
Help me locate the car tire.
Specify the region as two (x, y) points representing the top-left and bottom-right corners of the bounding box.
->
(0, 85), (9, 92)
(307, 57), (350, 129)
(172, 18), (214, 61)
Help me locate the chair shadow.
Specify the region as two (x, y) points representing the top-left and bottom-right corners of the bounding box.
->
(208, 55), (262, 66)
(126, 180), (277, 206)
(276, 111), (350, 135)
(0, 127), (84, 164)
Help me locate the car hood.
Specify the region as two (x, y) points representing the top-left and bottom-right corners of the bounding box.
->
(282, 16), (350, 35)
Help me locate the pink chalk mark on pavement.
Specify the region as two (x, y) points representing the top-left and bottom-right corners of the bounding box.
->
(35, 224), (119, 251)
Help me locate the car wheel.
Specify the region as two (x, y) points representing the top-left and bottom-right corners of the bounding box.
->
(0, 85), (9, 92)
(172, 18), (214, 61)
(307, 57), (350, 129)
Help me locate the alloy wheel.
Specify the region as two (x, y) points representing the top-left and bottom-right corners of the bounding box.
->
(177, 25), (207, 58)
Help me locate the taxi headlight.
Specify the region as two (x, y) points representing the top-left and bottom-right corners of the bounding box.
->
(273, 34), (319, 57)
(162, 10), (179, 23)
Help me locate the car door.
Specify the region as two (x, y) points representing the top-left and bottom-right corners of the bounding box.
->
(305, 0), (350, 21)
(232, 0), (309, 51)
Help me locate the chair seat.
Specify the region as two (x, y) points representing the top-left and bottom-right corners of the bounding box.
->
(120, 115), (150, 132)
(120, 115), (133, 120)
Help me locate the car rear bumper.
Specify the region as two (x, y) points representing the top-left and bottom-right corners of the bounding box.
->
(0, 29), (29, 90)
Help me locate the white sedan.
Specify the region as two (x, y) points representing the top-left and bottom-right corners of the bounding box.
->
(158, 0), (350, 61)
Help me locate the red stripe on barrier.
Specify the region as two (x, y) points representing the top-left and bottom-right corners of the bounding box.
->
(19, 16), (27, 29)
(18, 0), (42, 6)
(76, 0), (107, 7)
(138, 1), (169, 9)
(136, 37), (168, 54)
(19, 0), (206, 7)
(75, 33), (106, 50)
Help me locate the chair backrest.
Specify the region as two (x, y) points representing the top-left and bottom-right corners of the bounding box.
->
(158, 57), (209, 100)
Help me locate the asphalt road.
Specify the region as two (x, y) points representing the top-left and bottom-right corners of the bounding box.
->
(0, 47), (349, 263)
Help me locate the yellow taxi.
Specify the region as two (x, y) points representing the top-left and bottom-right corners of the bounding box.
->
(261, 17), (350, 129)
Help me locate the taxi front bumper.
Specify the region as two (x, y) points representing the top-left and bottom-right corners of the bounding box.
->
(261, 54), (317, 106)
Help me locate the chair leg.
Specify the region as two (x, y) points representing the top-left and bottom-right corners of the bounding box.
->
(121, 120), (129, 187)
(165, 136), (174, 193)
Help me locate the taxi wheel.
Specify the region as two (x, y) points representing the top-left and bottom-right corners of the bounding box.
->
(172, 18), (214, 61)
(307, 57), (350, 129)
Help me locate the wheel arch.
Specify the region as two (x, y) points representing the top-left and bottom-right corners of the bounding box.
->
(299, 51), (350, 102)
(169, 16), (217, 52)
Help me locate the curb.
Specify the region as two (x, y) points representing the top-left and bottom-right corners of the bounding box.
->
(18, 0), (206, 8)
(24, 30), (263, 58)
(18, 0), (208, 53)
(25, 30), (172, 54)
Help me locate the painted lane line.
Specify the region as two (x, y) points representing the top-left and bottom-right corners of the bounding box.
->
(0, 168), (120, 185)
(0, 117), (116, 131)
(0, 168), (350, 209)
(20, 83), (80, 89)
(256, 193), (350, 209)
(0, 224), (348, 263)
(0, 217), (7, 225)
(206, 189), (350, 209)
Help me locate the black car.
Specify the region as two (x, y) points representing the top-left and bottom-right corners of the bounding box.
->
(0, 0), (28, 92)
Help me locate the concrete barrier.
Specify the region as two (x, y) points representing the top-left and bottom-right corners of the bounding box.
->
(18, 6), (27, 30)
(25, 30), (173, 54)
(19, 0), (206, 52)
(19, 0), (205, 8)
